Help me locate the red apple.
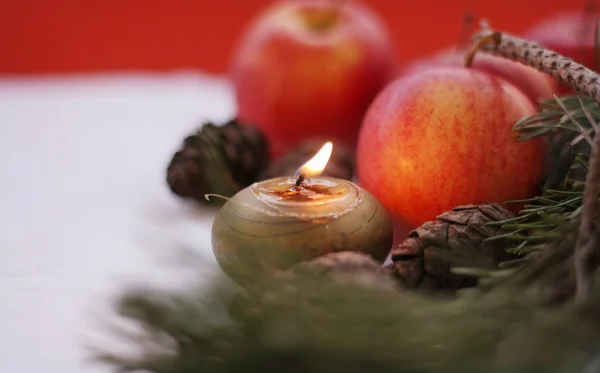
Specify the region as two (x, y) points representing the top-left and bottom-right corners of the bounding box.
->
(356, 67), (546, 230)
(231, 0), (396, 159)
(524, 8), (600, 93)
(400, 48), (556, 103)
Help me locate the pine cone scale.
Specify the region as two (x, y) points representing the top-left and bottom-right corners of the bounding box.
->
(423, 246), (451, 281)
(390, 237), (423, 261)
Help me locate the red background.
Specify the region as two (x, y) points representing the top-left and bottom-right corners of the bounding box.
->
(0, 0), (581, 76)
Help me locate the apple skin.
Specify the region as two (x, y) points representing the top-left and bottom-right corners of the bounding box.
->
(231, 0), (396, 159)
(356, 67), (546, 230)
(524, 9), (600, 93)
(400, 48), (556, 103)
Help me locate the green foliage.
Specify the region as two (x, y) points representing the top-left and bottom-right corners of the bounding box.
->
(486, 95), (600, 265)
(95, 270), (600, 373)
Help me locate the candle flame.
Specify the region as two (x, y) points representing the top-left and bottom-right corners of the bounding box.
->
(296, 141), (333, 178)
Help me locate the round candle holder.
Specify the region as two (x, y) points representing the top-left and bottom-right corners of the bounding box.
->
(211, 176), (393, 285)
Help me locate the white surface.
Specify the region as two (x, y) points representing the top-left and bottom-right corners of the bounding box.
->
(0, 71), (236, 373)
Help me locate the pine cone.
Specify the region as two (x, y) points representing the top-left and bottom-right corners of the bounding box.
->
(260, 138), (355, 180)
(166, 118), (269, 204)
(384, 204), (519, 292)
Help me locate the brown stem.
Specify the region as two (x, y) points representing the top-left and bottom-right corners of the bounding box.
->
(303, 0), (347, 32)
(464, 31), (501, 68)
(469, 27), (600, 102)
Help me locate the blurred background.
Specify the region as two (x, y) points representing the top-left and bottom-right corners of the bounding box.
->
(0, 0), (581, 77)
(0, 2), (590, 372)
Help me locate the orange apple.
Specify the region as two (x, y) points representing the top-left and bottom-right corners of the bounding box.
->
(400, 48), (556, 103)
(230, 0), (396, 159)
(356, 67), (546, 229)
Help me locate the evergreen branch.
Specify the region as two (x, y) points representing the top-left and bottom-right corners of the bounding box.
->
(466, 22), (600, 304)
(95, 266), (600, 373)
(554, 96), (594, 146)
(513, 96), (596, 192)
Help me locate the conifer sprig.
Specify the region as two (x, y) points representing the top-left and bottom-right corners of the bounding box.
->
(465, 23), (600, 303)
(486, 95), (598, 258)
(95, 268), (600, 373)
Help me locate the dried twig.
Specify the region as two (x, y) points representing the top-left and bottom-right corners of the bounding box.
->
(466, 23), (600, 103)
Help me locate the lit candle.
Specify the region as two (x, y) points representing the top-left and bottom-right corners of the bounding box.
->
(211, 141), (393, 285)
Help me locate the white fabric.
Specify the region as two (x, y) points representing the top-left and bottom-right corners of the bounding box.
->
(0, 72), (235, 373)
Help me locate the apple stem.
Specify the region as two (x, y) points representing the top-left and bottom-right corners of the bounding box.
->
(463, 30), (501, 68)
(467, 20), (600, 307)
(304, 0), (346, 32)
(456, 11), (476, 50)
(467, 22), (600, 103)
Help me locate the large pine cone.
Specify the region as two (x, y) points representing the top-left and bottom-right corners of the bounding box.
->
(260, 139), (355, 181)
(385, 204), (519, 292)
(166, 118), (269, 204)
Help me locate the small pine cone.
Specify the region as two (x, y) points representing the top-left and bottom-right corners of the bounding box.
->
(166, 118), (269, 204)
(385, 204), (519, 292)
(260, 138), (355, 180)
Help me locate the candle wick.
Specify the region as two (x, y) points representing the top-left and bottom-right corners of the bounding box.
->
(294, 173), (305, 188)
